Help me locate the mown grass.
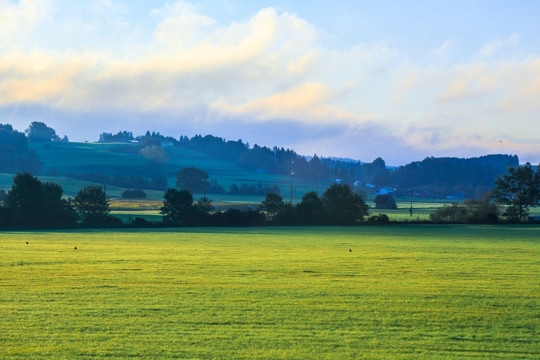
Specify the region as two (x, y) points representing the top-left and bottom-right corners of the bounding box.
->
(1, 226), (538, 359)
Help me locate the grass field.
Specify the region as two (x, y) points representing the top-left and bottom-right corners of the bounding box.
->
(1, 226), (538, 359)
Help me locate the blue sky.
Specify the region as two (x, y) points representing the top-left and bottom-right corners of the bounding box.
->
(1, 0), (539, 165)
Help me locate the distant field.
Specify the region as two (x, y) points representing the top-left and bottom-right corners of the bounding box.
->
(1, 226), (538, 359)
(0, 172), (159, 199)
(109, 199), (454, 223)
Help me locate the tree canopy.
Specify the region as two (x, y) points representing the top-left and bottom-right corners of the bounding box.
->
(73, 185), (110, 226)
(321, 184), (370, 225)
(160, 188), (194, 225)
(259, 193), (286, 220)
(0, 123), (41, 174)
(491, 164), (540, 221)
(3, 173), (76, 228)
(176, 167), (210, 194)
(25, 121), (60, 142)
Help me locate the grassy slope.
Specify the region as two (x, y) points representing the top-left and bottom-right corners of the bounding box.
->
(1, 225), (538, 359)
(22, 142), (317, 200)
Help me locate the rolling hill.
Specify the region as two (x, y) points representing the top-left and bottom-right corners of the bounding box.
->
(0, 141), (326, 202)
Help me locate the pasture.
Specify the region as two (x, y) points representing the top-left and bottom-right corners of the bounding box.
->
(1, 226), (538, 359)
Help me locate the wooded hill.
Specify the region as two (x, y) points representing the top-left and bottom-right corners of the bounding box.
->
(0, 123), (520, 200)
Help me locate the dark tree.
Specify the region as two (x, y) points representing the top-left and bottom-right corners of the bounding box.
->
(73, 185), (110, 226)
(208, 180), (225, 194)
(4, 173), (44, 227)
(0, 206), (14, 228)
(491, 164), (540, 221)
(138, 133), (162, 147)
(259, 193), (285, 220)
(321, 184), (370, 225)
(0, 123), (41, 174)
(3, 173), (76, 228)
(176, 167), (210, 194)
(121, 189), (147, 199)
(98, 131), (134, 143)
(211, 208), (265, 227)
(25, 121), (60, 142)
(161, 188), (194, 225)
(41, 182), (78, 227)
(295, 191), (324, 225)
(196, 196), (214, 214)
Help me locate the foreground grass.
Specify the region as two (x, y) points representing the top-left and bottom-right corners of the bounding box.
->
(1, 226), (538, 359)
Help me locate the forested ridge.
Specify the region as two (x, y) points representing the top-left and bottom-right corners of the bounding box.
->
(0, 123), (524, 199)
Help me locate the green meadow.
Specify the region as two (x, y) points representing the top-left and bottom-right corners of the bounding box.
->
(24, 142), (315, 200)
(1, 226), (538, 359)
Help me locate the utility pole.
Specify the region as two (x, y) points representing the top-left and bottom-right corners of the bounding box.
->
(409, 188), (413, 216)
(290, 160), (294, 205)
(290, 184), (293, 205)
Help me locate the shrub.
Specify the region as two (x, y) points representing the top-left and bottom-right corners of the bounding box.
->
(367, 213), (390, 224)
(122, 189), (147, 199)
(430, 197), (499, 223)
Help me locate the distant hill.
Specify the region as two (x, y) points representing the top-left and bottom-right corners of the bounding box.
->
(389, 155), (519, 198)
(0, 124), (521, 200)
(23, 141), (310, 199)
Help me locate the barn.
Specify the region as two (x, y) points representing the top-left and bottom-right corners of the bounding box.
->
(374, 194), (397, 209)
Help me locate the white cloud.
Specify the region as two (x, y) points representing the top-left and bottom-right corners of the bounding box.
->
(477, 33), (520, 58)
(212, 82), (358, 123)
(0, 5), (326, 113)
(0, 0), (52, 48)
(429, 39), (459, 59)
(153, 1), (216, 47)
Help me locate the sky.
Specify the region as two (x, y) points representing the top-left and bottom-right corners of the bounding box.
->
(1, 0), (539, 165)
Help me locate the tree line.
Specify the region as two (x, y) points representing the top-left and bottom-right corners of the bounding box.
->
(0, 173), (118, 229)
(1, 163), (538, 229)
(429, 162), (539, 222)
(160, 184), (370, 227)
(102, 130), (519, 198)
(0, 172), (371, 229)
